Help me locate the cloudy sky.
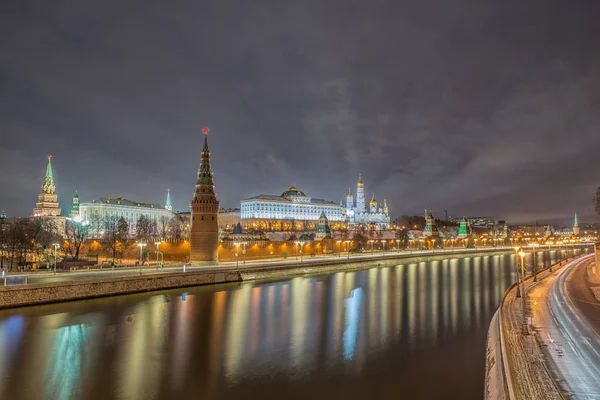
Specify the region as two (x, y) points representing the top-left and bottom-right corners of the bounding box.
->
(1, 0), (600, 224)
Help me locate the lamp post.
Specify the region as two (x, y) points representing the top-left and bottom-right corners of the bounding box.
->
(154, 241), (162, 270)
(518, 251), (529, 335)
(337, 240), (342, 257)
(297, 241), (305, 262)
(396, 239), (400, 252)
(242, 242), (247, 264)
(369, 239), (375, 253)
(345, 240), (351, 259)
(432, 238), (436, 253)
(234, 242), (240, 267)
(137, 243), (146, 275)
(382, 240), (386, 255)
(530, 243), (539, 282)
(513, 247), (521, 298)
(53, 243), (60, 274)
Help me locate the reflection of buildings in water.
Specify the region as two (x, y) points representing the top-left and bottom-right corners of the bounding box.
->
(290, 277), (310, 370)
(450, 259), (459, 335)
(172, 292), (194, 392)
(46, 324), (90, 400)
(430, 260), (439, 343)
(407, 264), (417, 346)
(120, 297), (168, 400)
(0, 315), (24, 386)
(224, 284), (252, 381)
(343, 288), (362, 360)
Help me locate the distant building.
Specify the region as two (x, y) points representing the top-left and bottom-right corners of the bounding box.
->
(422, 209), (440, 237)
(32, 155), (65, 234)
(78, 195), (173, 236)
(573, 212), (580, 236)
(219, 208), (241, 232)
(70, 190), (80, 218)
(240, 174), (390, 231)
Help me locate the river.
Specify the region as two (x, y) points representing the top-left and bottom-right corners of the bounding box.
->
(0, 249), (584, 399)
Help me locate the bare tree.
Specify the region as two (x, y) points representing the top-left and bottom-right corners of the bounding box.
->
(65, 219), (89, 260)
(136, 215), (157, 243)
(168, 215), (183, 240)
(102, 216), (129, 265)
(594, 187), (600, 217)
(158, 215), (170, 240)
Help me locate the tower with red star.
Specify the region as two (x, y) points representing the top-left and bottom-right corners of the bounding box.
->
(190, 128), (220, 264)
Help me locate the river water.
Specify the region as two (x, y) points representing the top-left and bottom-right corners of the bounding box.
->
(0, 249), (584, 400)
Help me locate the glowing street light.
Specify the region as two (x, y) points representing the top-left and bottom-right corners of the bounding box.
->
(154, 241), (162, 270)
(345, 240), (351, 259)
(530, 242), (540, 282)
(336, 240), (342, 257)
(234, 242), (241, 267)
(53, 243), (60, 274)
(137, 242), (146, 275)
(518, 250), (529, 335)
(513, 246), (522, 298)
(369, 239), (375, 253)
(294, 241), (306, 262)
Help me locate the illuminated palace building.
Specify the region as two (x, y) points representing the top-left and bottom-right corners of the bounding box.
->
(240, 175), (390, 231)
(77, 191), (174, 236)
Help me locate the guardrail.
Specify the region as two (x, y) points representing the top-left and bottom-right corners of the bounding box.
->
(493, 253), (585, 399)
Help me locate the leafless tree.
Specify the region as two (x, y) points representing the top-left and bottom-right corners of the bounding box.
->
(102, 216), (129, 265)
(65, 219), (90, 260)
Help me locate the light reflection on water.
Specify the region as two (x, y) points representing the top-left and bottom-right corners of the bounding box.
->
(0, 249), (586, 400)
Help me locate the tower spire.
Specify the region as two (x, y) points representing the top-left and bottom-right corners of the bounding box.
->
(190, 127), (220, 264)
(42, 154), (55, 194)
(197, 128), (214, 185)
(165, 189), (172, 211)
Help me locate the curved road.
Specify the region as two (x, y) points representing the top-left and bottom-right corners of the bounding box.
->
(529, 255), (600, 399)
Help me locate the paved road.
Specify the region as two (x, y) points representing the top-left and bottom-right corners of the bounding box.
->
(0, 247), (521, 286)
(529, 255), (600, 399)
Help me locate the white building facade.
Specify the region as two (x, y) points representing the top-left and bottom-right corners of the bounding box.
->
(241, 186), (344, 221)
(78, 197), (173, 236)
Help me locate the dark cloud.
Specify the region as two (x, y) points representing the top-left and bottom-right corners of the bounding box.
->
(1, 0), (600, 223)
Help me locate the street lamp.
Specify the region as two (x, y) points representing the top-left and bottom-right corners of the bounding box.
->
(336, 240), (342, 257)
(295, 240), (306, 262)
(154, 241), (162, 270)
(234, 242), (240, 267)
(396, 239), (400, 252)
(513, 247), (521, 298)
(432, 238), (436, 252)
(530, 243), (540, 282)
(137, 243), (146, 275)
(53, 243), (60, 274)
(369, 239), (375, 253)
(345, 240), (351, 259)
(518, 250), (529, 335)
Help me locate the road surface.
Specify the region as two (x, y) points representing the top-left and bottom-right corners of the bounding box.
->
(529, 255), (600, 399)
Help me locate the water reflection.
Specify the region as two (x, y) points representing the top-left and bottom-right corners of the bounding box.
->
(0, 249), (583, 400)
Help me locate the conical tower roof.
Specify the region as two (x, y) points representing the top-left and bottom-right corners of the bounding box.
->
(573, 212), (579, 227)
(197, 128), (214, 186)
(165, 189), (172, 211)
(42, 155), (56, 194)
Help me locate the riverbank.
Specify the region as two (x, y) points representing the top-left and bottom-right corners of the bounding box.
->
(0, 248), (513, 309)
(484, 253), (590, 400)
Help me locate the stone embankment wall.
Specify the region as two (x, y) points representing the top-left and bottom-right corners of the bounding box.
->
(0, 249), (511, 309)
(0, 270), (241, 309)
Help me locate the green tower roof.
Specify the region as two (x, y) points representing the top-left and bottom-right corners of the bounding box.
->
(197, 129), (215, 186)
(42, 154), (56, 194)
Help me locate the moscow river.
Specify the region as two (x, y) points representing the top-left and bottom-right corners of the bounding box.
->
(0, 249), (584, 400)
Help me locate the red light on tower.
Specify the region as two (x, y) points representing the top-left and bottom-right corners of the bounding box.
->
(203, 127), (209, 135)
(47, 154), (52, 160)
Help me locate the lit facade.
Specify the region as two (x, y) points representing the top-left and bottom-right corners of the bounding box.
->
(78, 196), (173, 235)
(343, 174), (390, 229)
(241, 186), (343, 222)
(240, 175), (390, 231)
(33, 155), (65, 234)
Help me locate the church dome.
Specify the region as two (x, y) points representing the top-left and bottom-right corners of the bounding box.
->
(370, 193), (377, 207)
(282, 185), (306, 198)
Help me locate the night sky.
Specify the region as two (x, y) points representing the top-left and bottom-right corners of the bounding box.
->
(2, 0), (600, 224)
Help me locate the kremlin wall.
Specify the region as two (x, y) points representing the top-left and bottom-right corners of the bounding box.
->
(13, 128), (595, 270)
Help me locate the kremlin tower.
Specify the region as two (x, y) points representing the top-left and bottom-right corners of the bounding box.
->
(190, 128), (220, 265)
(165, 189), (172, 212)
(573, 212), (580, 236)
(33, 155), (65, 234)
